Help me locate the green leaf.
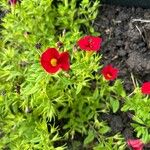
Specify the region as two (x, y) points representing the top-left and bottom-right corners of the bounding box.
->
(143, 128), (149, 143)
(121, 105), (129, 112)
(133, 116), (145, 125)
(99, 126), (110, 134)
(82, 0), (89, 4)
(76, 84), (82, 95)
(113, 80), (126, 97)
(83, 130), (95, 145)
(110, 98), (120, 113)
(22, 84), (39, 95)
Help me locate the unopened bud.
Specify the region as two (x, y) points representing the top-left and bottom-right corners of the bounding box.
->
(56, 41), (63, 48)
(63, 72), (70, 78)
(9, 0), (17, 5)
(24, 31), (31, 39)
(25, 107), (32, 113)
(73, 45), (78, 53)
(35, 43), (41, 49)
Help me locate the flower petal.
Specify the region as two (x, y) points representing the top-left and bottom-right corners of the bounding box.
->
(77, 35), (102, 51)
(127, 139), (144, 150)
(90, 36), (102, 51)
(41, 61), (60, 73)
(141, 82), (150, 94)
(41, 48), (59, 62)
(101, 65), (119, 80)
(77, 36), (90, 50)
(59, 52), (70, 71)
(40, 48), (60, 74)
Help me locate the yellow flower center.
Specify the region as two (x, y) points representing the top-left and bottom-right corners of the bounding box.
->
(106, 73), (112, 78)
(50, 58), (57, 67)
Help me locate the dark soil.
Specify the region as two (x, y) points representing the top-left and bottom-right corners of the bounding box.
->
(94, 5), (150, 92)
(94, 4), (150, 149)
(101, 112), (133, 138)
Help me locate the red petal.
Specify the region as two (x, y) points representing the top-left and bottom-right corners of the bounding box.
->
(40, 48), (60, 74)
(101, 65), (119, 80)
(77, 36), (91, 50)
(134, 148), (143, 150)
(59, 52), (70, 71)
(127, 139), (144, 150)
(41, 61), (60, 73)
(41, 48), (59, 61)
(90, 36), (102, 51)
(77, 35), (102, 51)
(141, 82), (150, 94)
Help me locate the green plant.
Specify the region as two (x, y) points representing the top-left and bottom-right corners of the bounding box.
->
(0, 0), (130, 149)
(122, 87), (150, 143)
(93, 134), (126, 150)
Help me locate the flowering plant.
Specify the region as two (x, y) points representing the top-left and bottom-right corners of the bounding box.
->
(0, 0), (127, 147)
(122, 82), (150, 143)
(0, 0), (150, 149)
(0, 0), (114, 149)
(77, 35), (102, 51)
(101, 65), (119, 81)
(40, 48), (70, 74)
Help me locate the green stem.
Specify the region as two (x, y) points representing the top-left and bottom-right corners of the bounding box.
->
(64, 0), (68, 7)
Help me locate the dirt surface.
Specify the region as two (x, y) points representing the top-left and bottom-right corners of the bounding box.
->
(94, 5), (150, 92)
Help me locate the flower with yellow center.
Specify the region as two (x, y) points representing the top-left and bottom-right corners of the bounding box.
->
(40, 48), (70, 74)
(101, 65), (119, 81)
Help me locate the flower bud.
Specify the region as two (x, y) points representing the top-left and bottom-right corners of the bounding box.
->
(9, 0), (17, 5)
(56, 41), (63, 49)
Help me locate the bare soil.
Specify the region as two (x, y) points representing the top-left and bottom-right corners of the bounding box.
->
(94, 5), (150, 92)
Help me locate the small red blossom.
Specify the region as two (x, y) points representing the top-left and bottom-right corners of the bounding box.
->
(101, 65), (119, 80)
(127, 139), (144, 150)
(77, 35), (102, 51)
(40, 48), (70, 74)
(9, 0), (17, 5)
(141, 82), (150, 94)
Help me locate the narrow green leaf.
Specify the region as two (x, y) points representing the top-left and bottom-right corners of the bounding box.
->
(83, 130), (94, 145)
(99, 126), (110, 134)
(110, 98), (120, 113)
(76, 84), (82, 95)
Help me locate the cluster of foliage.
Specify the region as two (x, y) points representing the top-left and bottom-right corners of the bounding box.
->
(0, 0), (150, 150)
(122, 85), (150, 143)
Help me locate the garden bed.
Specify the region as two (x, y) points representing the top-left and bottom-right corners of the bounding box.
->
(0, 1), (150, 150)
(52, 4), (150, 149)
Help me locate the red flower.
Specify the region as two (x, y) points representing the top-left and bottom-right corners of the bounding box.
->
(40, 48), (70, 74)
(9, 0), (17, 5)
(77, 35), (102, 51)
(141, 82), (150, 94)
(127, 139), (144, 150)
(101, 65), (119, 80)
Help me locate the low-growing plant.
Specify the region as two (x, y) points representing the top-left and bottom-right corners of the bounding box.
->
(0, 0), (115, 149)
(122, 84), (150, 144)
(1, 0), (150, 149)
(93, 133), (126, 150)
